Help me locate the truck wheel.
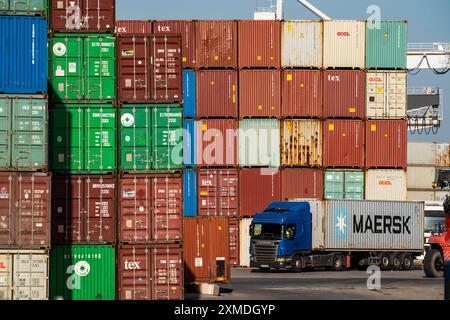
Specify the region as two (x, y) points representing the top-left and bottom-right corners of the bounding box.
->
(380, 254), (390, 271)
(424, 249), (444, 278)
(331, 255), (343, 271)
(401, 254), (413, 271)
(390, 254), (401, 271)
(292, 256), (303, 272)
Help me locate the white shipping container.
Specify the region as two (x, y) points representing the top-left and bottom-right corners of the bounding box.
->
(239, 218), (252, 268)
(408, 142), (436, 166)
(323, 20), (366, 69)
(365, 170), (407, 201)
(407, 166), (436, 190)
(282, 20), (322, 68)
(0, 250), (48, 300)
(435, 143), (450, 167)
(366, 71), (407, 119)
(407, 191), (436, 201)
(434, 191), (448, 202)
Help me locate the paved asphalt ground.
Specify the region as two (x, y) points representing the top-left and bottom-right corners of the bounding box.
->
(187, 266), (444, 300)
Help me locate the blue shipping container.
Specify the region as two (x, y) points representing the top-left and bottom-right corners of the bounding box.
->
(183, 70), (196, 118)
(0, 16), (47, 94)
(183, 169), (198, 217)
(183, 119), (196, 167)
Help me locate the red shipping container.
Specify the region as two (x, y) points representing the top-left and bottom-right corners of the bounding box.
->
(229, 218), (240, 267)
(281, 168), (324, 200)
(153, 20), (196, 69)
(282, 70), (323, 118)
(196, 20), (238, 68)
(117, 34), (182, 103)
(239, 70), (282, 118)
(116, 20), (152, 34)
(323, 120), (365, 168)
(366, 120), (407, 169)
(197, 70), (238, 118)
(323, 70), (366, 119)
(117, 244), (184, 300)
(238, 20), (281, 69)
(50, 0), (115, 33)
(195, 119), (238, 167)
(239, 168), (281, 217)
(197, 169), (239, 217)
(0, 173), (51, 249)
(52, 175), (116, 244)
(118, 174), (183, 244)
(184, 217), (230, 283)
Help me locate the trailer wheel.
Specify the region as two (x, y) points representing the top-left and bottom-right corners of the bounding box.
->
(331, 255), (343, 271)
(292, 256), (303, 272)
(424, 249), (444, 278)
(390, 254), (401, 271)
(380, 254), (390, 271)
(401, 254), (413, 271)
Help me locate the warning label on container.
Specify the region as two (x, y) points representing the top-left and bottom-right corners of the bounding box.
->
(123, 190), (136, 198)
(121, 113), (135, 127)
(0, 188), (9, 199)
(195, 257), (203, 267)
(69, 63), (77, 73)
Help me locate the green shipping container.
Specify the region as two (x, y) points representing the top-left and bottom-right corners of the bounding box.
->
(50, 245), (115, 300)
(0, 0), (47, 16)
(366, 21), (407, 69)
(49, 34), (116, 102)
(324, 170), (364, 200)
(0, 95), (48, 171)
(120, 104), (183, 172)
(50, 104), (116, 174)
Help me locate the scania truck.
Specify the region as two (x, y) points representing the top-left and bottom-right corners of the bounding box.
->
(250, 200), (424, 271)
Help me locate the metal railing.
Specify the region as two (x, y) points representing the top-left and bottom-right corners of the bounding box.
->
(408, 43), (450, 53)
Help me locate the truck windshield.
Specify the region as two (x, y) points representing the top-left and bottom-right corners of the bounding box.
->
(424, 215), (445, 233)
(252, 223), (283, 240)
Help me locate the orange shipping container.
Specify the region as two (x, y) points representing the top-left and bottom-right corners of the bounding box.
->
(281, 168), (324, 200)
(229, 218), (239, 267)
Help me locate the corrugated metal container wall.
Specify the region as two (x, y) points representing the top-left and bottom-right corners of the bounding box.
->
(281, 120), (322, 167)
(365, 120), (407, 169)
(239, 70), (281, 118)
(407, 166), (436, 190)
(197, 70), (238, 118)
(239, 168), (281, 217)
(115, 20), (152, 34)
(52, 175), (116, 244)
(118, 174), (183, 244)
(153, 20), (196, 69)
(366, 21), (407, 69)
(0, 17), (47, 94)
(435, 143), (450, 167)
(238, 20), (280, 68)
(239, 218), (252, 267)
(196, 119), (238, 167)
(0, 95), (48, 171)
(366, 71), (407, 119)
(50, 245), (115, 300)
(407, 142), (436, 166)
(323, 70), (365, 119)
(183, 119), (196, 167)
(196, 20), (237, 68)
(407, 191), (435, 201)
(323, 120), (365, 168)
(0, 173), (51, 249)
(183, 70), (196, 118)
(0, 250), (48, 300)
(323, 20), (366, 69)
(281, 168), (323, 200)
(365, 169), (407, 201)
(117, 244), (184, 300)
(197, 169), (239, 217)
(322, 200), (424, 251)
(50, 0), (115, 33)
(324, 169), (365, 200)
(183, 169), (197, 217)
(287, 200), (324, 250)
(184, 217), (231, 283)
(282, 20), (322, 68)
(229, 218), (239, 267)
(0, 0), (47, 16)
(281, 70), (322, 118)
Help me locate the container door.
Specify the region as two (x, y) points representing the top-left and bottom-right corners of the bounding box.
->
(324, 171), (344, 200)
(366, 72), (385, 119)
(0, 253), (12, 300)
(10, 0), (46, 15)
(387, 72), (407, 118)
(85, 106), (116, 173)
(82, 0), (115, 33)
(183, 120), (196, 167)
(151, 246), (184, 300)
(84, 36), (116, 101)
(218, 171), (238, 217)
(0, 174), (14, 246)
(239, 219), (251, 267)
(198, 170), (219, 216)
(118, 246), (151, 300)
(0, 98), (11, 169)
(13, 252), (48, 300)
(344, 171), (364, 200)
(11, 97), (47, 171)
(0, 0), (8, 12)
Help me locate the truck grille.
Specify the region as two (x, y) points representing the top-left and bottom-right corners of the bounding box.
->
(254, 243), (277, 263)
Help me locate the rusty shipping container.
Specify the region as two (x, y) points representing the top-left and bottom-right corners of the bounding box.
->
(196, 20), (237, 68)
(118, 174), (183, 244)
(366, 120), (407, 169)
(281, 168), (324, 200)
(229, 218), (239, 267)
(52, 175), (116, 245)
(281, 120), (322, 167)
(153, 20), (196, 69)
(117, 34), (182, 103)
(281, 70), (322, 118)
(436, 143), (450, 167)
(323, 120), (365, 168)
(239, 168), (281, 217)
(0, 173), (51, 249)
(197, 169), (239, 217)
(197, 70), (238, 118)
(115, 20), (152, 34)
(195, 119), (238, 167)
(50, 0), (115, 33)
(323, 70), (365, 119)
(184, 217), (230, 283)
(238, 20), (280, 69)
(239, 70), (281, 118)
(117, 244), (184, 300)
